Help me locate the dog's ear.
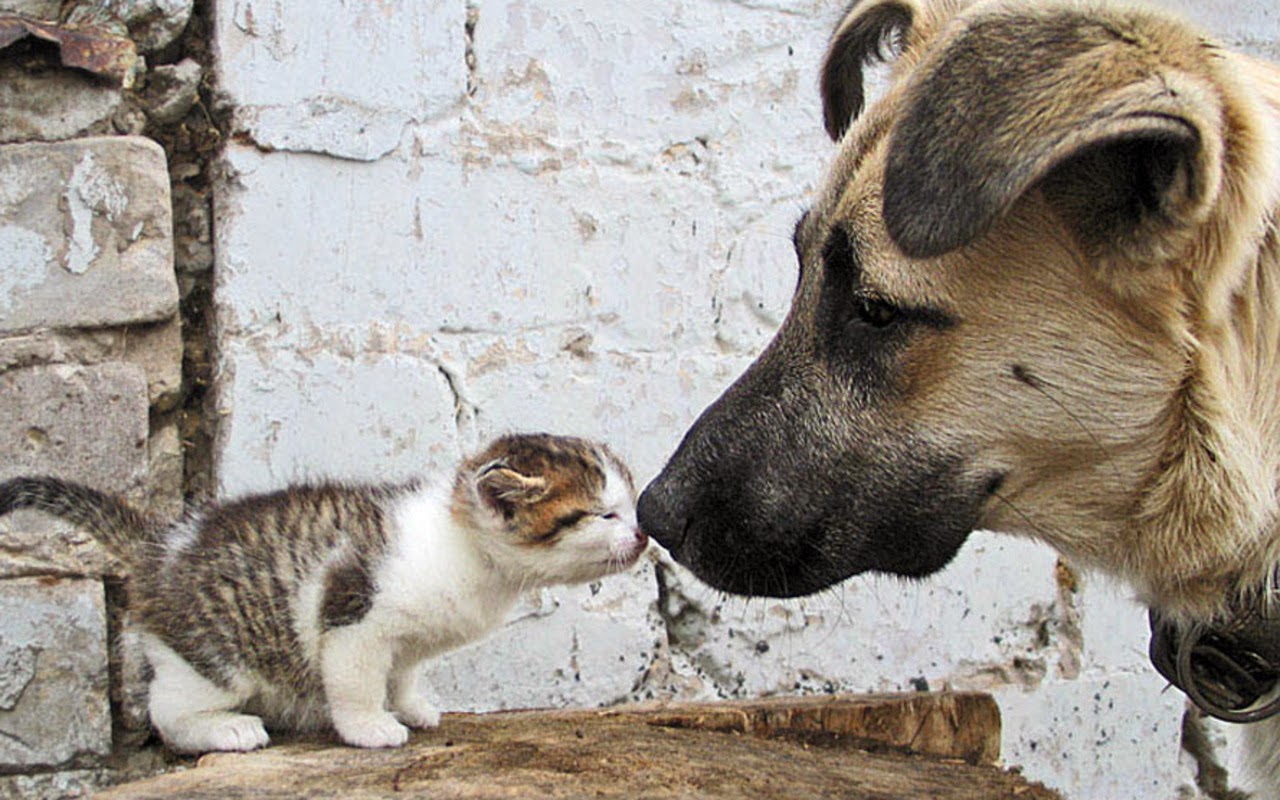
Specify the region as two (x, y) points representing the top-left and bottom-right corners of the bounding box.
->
(883, 10), (1223, 261)
(821, 0), (919, 141)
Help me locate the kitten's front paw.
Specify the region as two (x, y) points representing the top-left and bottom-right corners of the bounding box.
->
(394, 696), (442, 729)
(332, 710), (410, 749)
(159, 712), (270, 754)
(209, 715), (272, 752)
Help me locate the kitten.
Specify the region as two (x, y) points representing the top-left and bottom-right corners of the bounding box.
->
(0, 433), (648, 753)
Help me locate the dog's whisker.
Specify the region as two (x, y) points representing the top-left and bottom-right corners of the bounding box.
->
(1013, 366), (1129, 486)
(991, 489), (1072, 546)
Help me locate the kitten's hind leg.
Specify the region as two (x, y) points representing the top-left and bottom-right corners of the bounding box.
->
(320, 625), (409, 748)
(389, 661), (441, 729)
(143, 636), (269, 754)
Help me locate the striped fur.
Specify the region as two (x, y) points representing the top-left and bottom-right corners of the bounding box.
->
(0, 476), (160, 564)
(0, 433), (647, 753)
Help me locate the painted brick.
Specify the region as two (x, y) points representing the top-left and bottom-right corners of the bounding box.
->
(215, 0), (464, 161)
(209, 2), (1280, 798)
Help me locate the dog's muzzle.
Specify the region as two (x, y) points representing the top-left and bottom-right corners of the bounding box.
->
(1149, 607), (1280, 723)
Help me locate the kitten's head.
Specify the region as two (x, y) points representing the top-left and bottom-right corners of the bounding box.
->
(454, 433), (648, 585)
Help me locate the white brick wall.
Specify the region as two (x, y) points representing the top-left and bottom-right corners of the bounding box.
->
(211, 2), (1280, 797)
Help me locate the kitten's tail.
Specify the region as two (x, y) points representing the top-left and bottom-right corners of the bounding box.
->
(0, 476), (160, 566)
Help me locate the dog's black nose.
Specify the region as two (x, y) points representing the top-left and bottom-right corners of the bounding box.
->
(637, 481), (687, 554)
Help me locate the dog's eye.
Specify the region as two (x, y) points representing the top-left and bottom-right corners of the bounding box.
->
(856, 296), (898, 327)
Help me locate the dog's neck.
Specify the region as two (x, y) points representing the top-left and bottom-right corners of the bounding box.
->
(1129, 71), (1280, 623)
(1144, 217), (1280, 717)
(1148, 568), (1280, 723)
(1130, 218), (1280, 623)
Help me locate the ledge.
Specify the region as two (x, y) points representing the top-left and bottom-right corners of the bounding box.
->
(98, 692), (1059, 799)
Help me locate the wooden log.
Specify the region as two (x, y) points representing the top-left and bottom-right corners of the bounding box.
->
(97, 693), (1058, 799)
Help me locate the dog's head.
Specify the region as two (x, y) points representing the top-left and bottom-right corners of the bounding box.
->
(639, 0), (1280, 611)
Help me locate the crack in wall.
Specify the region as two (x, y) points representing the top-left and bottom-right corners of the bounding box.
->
(648, 558), (751, 698)
(464, 3), (480, 98)
(1181, 706), (1249, 800)
(435, 361), (478, 450)
(137, 0), (230, 505)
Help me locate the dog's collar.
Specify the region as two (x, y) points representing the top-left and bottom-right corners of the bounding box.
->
(1148, 583), (1280, 723)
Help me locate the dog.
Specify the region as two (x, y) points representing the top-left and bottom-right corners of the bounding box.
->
(637, 0), (1280, 790)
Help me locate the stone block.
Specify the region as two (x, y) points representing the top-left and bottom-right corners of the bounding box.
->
(0, 577), (111, 769)
(0, 318), (183, 411)
(124, 317), (184, 410)
(0, 2), (57, 18)
(140, 58), (202, 126)
(0, 362), (149, 577)
(145, 421), (184, 520)
(100, 0), (194, 54)
(0, 136), (177, 334)
(0, 63), (124, 145)
(214, 342), (459, 496)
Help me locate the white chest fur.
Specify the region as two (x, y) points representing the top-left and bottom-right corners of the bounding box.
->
(372, 484), (520, 654)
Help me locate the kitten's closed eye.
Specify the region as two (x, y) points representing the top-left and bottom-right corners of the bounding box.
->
(552, 510), (620, 532)
(549, 510), (589, 534)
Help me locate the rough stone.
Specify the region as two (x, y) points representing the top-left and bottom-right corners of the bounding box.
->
(99, 0), (194, 54)
(0, 577), (111, 769)
(171, 182), (212, 277)
(0, 2), (57, 19)
(0, 768), (114, 800)
(145, 421), (184, 520)
(0, 362), (149, 577)
(96, 695), (1057, 800)
(140, 58), (201, 126)
(0, 318), (182, 409)
(0, 61), (124, 144)
(125, 316), (184, 410)
(0, 136), (177, 333)
(0, 362), (150, 489)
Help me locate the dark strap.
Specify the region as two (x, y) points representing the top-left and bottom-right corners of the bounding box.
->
(1149, 607), (1280, 723)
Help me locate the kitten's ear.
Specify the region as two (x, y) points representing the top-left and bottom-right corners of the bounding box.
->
(476, 461), (548, 514)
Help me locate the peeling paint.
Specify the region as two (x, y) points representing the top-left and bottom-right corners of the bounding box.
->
(0, 228), (50, 314)
(64, 152), (126, 275)
(236, 99), (409, 162)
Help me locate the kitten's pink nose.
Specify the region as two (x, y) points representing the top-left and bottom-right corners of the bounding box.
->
(633, 528), (649, 547)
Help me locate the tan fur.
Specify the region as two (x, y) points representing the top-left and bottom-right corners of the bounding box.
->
(820, 0), (1280, 786)
(817, 0), (1280, 621)
(641, 0), (1280, 785)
